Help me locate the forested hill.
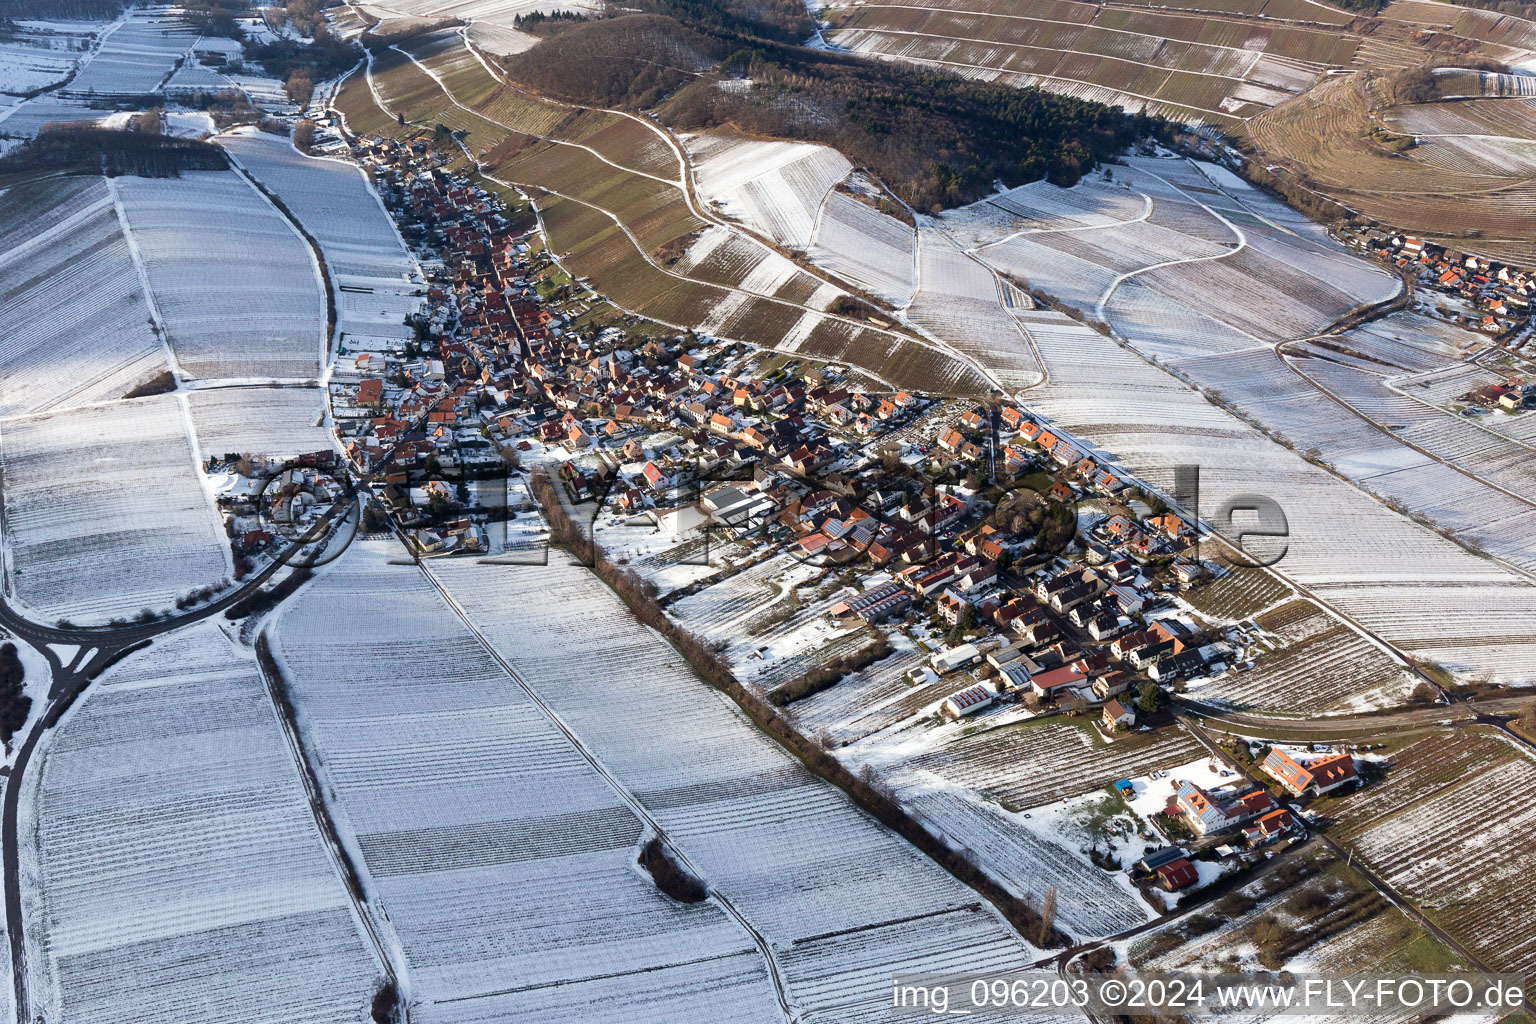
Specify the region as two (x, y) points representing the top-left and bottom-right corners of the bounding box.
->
(495, 1), (1164, 211)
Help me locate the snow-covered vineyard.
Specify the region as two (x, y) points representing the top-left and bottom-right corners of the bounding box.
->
(0, 6), (287, 140)
(19, 626), (383, 1024)
(0, 397), (230, 624)
(218, 128), (425, 349)
(0, 177), (166, 419)
(114, 172), (324, 380)
(265, 541), (1036, 1022)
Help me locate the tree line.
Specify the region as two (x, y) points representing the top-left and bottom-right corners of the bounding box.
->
(0, 126), (228, 176)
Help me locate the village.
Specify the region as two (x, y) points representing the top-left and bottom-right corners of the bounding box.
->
(206, 124), (1389, 915)
(1341, 227), (1536, 344)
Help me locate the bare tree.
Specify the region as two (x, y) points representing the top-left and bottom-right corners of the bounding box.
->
(1038, 885), (1057, 947)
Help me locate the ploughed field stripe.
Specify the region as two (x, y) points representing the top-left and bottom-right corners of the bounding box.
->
(356, 804), (643, 876)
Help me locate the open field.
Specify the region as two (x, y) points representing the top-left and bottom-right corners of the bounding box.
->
(0, 176), (166, 419)
(0, 396), (230, 624)
(114, 172), (324, 381)
(19, 625), (382, 1024)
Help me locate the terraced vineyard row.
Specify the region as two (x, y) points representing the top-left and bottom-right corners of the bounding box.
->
(360, 35), (992, 393)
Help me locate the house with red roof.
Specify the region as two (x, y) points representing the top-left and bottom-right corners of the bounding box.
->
(1262, 748), (1358, 797)
(1156, 857), (1199, 891)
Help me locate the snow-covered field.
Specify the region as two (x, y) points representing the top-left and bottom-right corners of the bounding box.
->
(416, 548), (1040, 1017)
(219, 128), (424, 347)
(809, 192), (917, 305)
(906, 231), (1042, 388)
(1010, 305), (1536, 681)
(184, 385), (332, 459)
(0, 176), (167, 419)
(0, 19), (105, 95)
(1338, 731), (1536, 974)
(0, 396), (230, 624)
(114, 171), (325, 380)
(19, 624), (383, 1023)
(272, 540), (789, 1022)
(688, 131), (851, 248)
(61, 7), (196, 98)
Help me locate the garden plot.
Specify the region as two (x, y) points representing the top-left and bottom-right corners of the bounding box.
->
(1347, 747), (1536, 974)
(115, 171), (325, 380)
(184, 386), (331, 459)
(808, 192), (916, 304)
(20, 624), (381, 1024)
(667, 554), (809, 641)
(219, 128), (423, 345)
(0, 176), (166, 419)
(787, 642), (939, 745)
(272, 540), (785, 1021)
(688, 131), (852, 247)
(0, 397), (229, 624)
(889, 718), (1203, 813)
(1006, 306), (1536, 684)
(888, 776), (1154, 937)
(421, 552), (1038, 1014)
(1132, 847), (1451, 980)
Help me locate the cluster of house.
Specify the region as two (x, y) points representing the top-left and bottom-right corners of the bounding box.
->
(322, 137), (598, 554)
(329, 126), (1254, 740)
(207, 450), (342, 569)
(1351, 231), (1533, 335)
(1133, 748), (1359, 891)
(1460, 374), (1534, 413)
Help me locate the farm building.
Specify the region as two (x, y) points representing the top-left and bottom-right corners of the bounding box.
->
(1029, 664), (1088, 699)
(930, 644), (981, 675)
(829, 582), (912, 624)
(941, 683), (999, 721)
(1136, 846), (1188, 875)
(1262, 749), (1359, 797)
